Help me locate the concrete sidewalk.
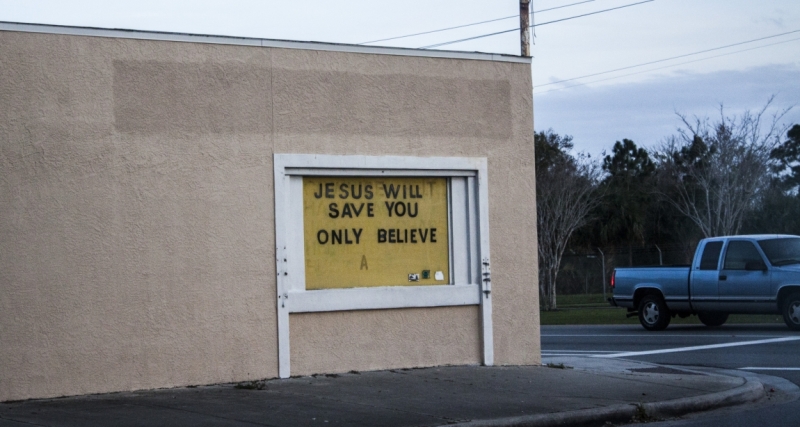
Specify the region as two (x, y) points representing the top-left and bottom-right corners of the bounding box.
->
(0, 358), (766, 427)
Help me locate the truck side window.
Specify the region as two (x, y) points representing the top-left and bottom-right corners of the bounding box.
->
(723, 241), (763, 270)
(699, 241), (723, 270)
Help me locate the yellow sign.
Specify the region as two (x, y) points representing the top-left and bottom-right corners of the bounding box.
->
(303, 177), (450, 290)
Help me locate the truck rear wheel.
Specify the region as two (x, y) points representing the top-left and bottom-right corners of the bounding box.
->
(698, 312), (728, 327)
(782, 292), (800, 331)
(638, 295), (671, 331)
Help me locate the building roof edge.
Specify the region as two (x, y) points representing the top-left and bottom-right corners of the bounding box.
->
(0, 21), (531, 64)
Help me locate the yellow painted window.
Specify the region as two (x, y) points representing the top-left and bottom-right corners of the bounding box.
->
(303, 176), (450, 289)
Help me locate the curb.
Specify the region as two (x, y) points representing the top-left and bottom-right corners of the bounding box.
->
(443, 378), (765, 427)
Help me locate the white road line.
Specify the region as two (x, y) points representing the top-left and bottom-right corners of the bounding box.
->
(739, 367), (800, 371)
(541, 350), (619, 353)
(543, 334), (789, 338)
(543, 353), (609, 357)
(593, 336), (800, 358)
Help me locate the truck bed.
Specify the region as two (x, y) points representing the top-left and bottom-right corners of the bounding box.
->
(611, 266), (690, 309)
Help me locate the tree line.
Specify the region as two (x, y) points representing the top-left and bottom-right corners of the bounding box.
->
(536, 100), (798, 310)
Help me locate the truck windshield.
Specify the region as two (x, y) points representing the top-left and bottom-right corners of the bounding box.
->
(757, 238), (800, 266)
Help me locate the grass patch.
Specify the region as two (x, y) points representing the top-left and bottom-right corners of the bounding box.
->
(234, 381), (266, 390)
(545, 362), (572, 369)
(555, 293), (610, 307)
(542, 294), (784, 325)
(541, 306), (641, 325)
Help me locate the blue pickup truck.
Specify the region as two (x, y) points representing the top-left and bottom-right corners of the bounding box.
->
(610, 235), (800, 331)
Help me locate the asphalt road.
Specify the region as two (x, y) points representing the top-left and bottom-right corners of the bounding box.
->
(541, 323), (800, 426)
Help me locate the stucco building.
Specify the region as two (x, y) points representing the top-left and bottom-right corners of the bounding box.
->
(0, 22), (538, 402)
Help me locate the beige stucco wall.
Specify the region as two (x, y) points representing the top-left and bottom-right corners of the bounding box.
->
(0, 29), (538, 402)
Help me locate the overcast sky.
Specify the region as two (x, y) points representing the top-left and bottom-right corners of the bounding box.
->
(2, 0), (798, 156)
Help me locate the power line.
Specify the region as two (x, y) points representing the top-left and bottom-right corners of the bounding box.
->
(421, 0), (655, 49)
(359, 0), (597, 45)
(534, 36), (800, 95)
(536, 28), (800, 88)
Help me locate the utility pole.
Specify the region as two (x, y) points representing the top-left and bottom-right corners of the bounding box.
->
(520, 0), (531, 56)
(597, 247), (606, 300)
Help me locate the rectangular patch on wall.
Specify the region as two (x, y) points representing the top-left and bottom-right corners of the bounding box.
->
(113, 60), (271, 135)
(303, 177), (450, 289)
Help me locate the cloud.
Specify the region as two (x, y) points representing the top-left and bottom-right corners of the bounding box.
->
(534, 64), (800, 157)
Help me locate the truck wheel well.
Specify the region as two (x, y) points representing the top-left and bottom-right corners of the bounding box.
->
(777, 286), (800, 309)
(633, 288), (665, 308)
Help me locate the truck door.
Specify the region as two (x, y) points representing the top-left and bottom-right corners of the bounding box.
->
(718, 240), (772, 313)
(691, 240), (723, 311)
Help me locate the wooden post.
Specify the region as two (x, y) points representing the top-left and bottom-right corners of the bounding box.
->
(520, 0), (531, 57)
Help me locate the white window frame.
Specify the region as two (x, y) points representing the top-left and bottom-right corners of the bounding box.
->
(273, 154), (493, 378)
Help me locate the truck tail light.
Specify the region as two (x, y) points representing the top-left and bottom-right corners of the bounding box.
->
(610, 270), (615, 289)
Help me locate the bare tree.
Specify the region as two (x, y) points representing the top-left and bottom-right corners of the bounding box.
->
(654, 99), (790, 237)
(536, 130), (602, 311)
